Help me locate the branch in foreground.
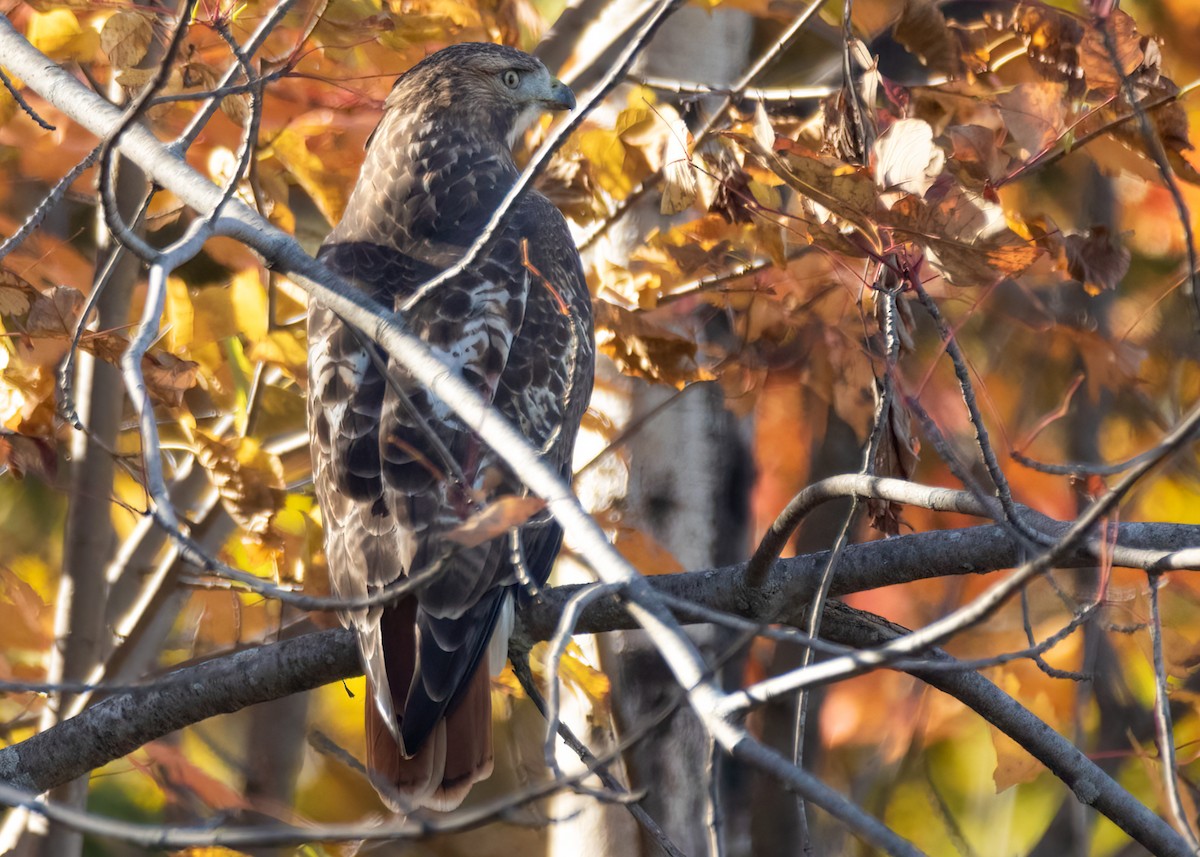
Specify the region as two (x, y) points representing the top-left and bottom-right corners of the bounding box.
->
(4, 518), (1198, 793)
(2, 590), (1191, 852)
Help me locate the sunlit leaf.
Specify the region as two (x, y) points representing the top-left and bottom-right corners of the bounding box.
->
(25, 8), (97, 63)
(0, 430), (56, 481)
(888, 187), (1042, 284)
(995, 82), (1068, 159)
(872, 118), (945, 198)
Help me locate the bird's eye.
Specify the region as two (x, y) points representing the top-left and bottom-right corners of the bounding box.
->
(502, 70), (521, 89)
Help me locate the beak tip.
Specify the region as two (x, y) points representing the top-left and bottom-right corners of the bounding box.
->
(549, 79), (576, 111)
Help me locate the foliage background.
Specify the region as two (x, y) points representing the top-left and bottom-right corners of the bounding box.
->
(3, 0), (1200, 854)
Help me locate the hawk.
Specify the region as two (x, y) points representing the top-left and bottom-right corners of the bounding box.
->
(307, 43), (594, 811)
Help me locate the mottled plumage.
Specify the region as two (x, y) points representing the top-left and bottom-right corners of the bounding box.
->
(307, 43), (593, 811)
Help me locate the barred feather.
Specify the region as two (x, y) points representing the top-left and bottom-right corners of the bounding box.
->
(307, 42), (592, 812)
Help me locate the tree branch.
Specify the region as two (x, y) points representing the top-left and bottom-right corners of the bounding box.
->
(4, 517), (1198, 796)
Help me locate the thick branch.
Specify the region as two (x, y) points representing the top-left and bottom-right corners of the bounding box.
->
(522, 519), (1200, 642)
(4, 518), (1199, 795)
(3, 569), (1191, 852)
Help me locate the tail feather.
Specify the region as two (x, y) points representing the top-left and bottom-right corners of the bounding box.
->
(365, 658), (494, 812)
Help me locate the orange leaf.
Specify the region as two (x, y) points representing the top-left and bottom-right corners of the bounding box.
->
(445, 496), (546, 548)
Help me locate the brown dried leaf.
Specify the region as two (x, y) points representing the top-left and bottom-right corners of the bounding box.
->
(869, 399), (919, 535)
(444, 496), (546, 548)
(115, 66), (157, 88)
(594, 302), (714, 388)
(1013, 5), (1085, 91)
(728, 132), (882, 254)
(1064, 226), (1131, 295)
(995, 82), (1068, 158)
(945, 125), (1010, 187)
(1077, 10), (1143, 94)
(0, 431), (56, 481)
(100, 10), (152, 71)
(25, 285), (83, 336)
(195, 434), (287, 543)
(141, 351), (200, 407)
(0, 268), (38, 316)
(892, 0), (962, 79)
(888, 187), (1041, 285)
(1105, 77), (1200, 185)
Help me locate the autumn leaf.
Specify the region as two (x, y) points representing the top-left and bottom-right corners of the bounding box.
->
(594, 302), (714, 388)
(139, 741), (253, 812)
(0, 268), (38, 316)
(0, 566), (49, 651)
(529, 640), (611, 708)
(266, 115), (360, 226)
(24, 284), (83, 336)
(945, 124), (1010, 187)
(25, 8), (98, 63)
(729, 131), (883, 255)
(869, 399), (919, 535)
(888, 186), (1041, 285)
(0, 430), (56, 481)
(100, 10), (153, 71)
(1013, 5), (1087, 93)
(872, 118), (945, 198)
(891, 0), (962, 80)
(613, 525), (684, 575)
(444, 495), (546, 548)
(995, 83), (1068, 159)
(1063, 226), (1131, 295)
(195, 433), (287, 544)
(1077, 10), (1144, 93)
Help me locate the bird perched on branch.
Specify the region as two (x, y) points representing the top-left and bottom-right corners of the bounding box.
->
(307, 43), (594, 811)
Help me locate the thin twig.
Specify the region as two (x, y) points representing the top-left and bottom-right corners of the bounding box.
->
(1146, 573), (1200, 850)
(509, 652), (686, 857)
(0, 65), (54, 130)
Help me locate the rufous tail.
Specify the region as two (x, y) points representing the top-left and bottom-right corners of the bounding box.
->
(365, 659), (494, 812)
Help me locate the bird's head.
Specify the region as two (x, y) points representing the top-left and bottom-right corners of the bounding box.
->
(385, 43), (575, 149)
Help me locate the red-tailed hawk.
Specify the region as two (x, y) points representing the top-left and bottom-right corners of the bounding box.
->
(307, 43), (594, 811)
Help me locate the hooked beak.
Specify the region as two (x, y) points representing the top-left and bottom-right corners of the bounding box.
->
(544, 77), (576, 111)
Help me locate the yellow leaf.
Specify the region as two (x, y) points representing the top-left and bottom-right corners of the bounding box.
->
(0, 73), (16, 129)
(26, 9), (97, 63)
(230, 269), (269, 342)
(267, 115), (357, 226)
(529, 641), (610, 708)
(247, 330), (309, 377)
(990, 671), (1051, 791)
(164, 276), (194, 352)
(594, 301), (715, 388)
(195, 433), (286, 542)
